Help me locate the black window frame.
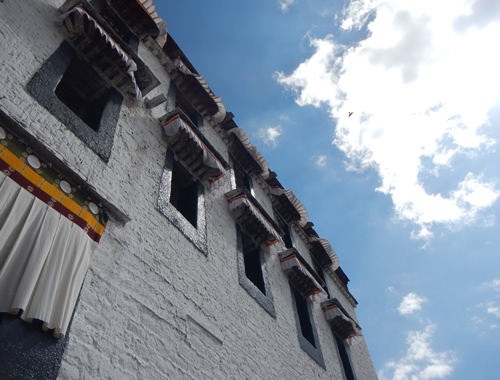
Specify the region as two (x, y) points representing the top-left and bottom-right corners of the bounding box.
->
(290, 284), (325, 369)
(236, 226), (276, 317)
(334, 334), (357, 380)
(157, 149), (207, 255)
(27, 42), (123, 162)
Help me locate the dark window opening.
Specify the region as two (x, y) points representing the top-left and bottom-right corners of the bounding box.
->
(241, 232), (266, 294)
(175, 87), (202, 127)
(282, 223), (294, 249)
(276, 213), (293, 249)
(335, 335), (355, 380)
(170, 160), (199, 227)
(315, 264), (331, 298)
(234, 161), (252, 192)
(55, 57), (110, 132)
(293, 288), (316, 348)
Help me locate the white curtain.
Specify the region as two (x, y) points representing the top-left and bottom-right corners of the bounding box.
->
(0, 171), (97, 337)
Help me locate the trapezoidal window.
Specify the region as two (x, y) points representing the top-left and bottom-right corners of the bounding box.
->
(276, 212), (294, 249)
(241, 232), (266, 295)
(233, 159), (253, 193)
(293, 287), (317, 348)
(335, 334), (356, 380)
(315, 262), (331, 298)
(170, 159), (199, 227)
(55, 56), (111, 132)
(175, 86), (202, 128)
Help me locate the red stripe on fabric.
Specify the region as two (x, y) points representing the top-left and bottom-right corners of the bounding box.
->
(0, 160), (101, 243)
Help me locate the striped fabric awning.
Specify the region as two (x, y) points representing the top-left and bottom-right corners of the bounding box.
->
(173, 58), (226, 123)
(226, 189), (282, 247)
(309, 237), (340, 270)
(279, 249), (328, 304)
(60, 5), (142, 99)
(321, 299), (363, 345)
(227, 128), (269, 179)
(270, 187), (308, 227)
(107, 0), (167, 47)
(162, 112), (226, 183)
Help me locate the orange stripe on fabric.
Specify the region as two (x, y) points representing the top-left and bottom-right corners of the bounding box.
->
(1, 142), (103, 236)
(0, 148), (25, 172)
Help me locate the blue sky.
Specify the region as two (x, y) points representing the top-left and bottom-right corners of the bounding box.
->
(157, 1), (500, 378)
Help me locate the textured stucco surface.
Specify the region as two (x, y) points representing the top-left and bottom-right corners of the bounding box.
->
(0, 1), (378, 379)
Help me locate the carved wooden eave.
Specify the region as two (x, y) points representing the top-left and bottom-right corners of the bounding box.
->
(160, 109), (229, 184)
(59, 1), (159, 98)
(279, 249), (328, 303)
(321, 299), (362, 342)
(226, 128), (269, 178)
(163, 36), (226, 124)
(309, 237), (339, 269)
(269, 187), (308, 228)
(106, 0), (167, 47)
(226, 189), (282, 247)
(324, 265), (358, 307)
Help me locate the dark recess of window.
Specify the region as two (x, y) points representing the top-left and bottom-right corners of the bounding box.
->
(170, 159), (199, 227)
(241, 233), (266, 294)
(335, 334), (356, 380)
(234, 160), (252, 191)
(175, 86), (202, 127)
(315, 263), (331, 298)
(293, 288), (316, 348)
(55, 57), (110, 132)
(281, 220), (294, 249)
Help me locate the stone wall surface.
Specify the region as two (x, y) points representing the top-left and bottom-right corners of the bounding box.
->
(0, 1), (378, 379)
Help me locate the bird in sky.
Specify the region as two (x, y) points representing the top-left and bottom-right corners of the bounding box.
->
(348, 111), (353, 117)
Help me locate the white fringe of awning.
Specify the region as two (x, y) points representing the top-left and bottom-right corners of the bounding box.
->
(0, 172), (98, 338)
(135, 0), (167, 47)
(60, 5), (142, 99)
(228, 128), (269, 179)
(322, 303), (363, 346)
(279, 251), (328, 304)
(173, 58), (226, 124)
(163, 115), (225, 178)
(269, 187), (308, 227)
(309, 236), (339, 270)
(227, 193), (281, 246)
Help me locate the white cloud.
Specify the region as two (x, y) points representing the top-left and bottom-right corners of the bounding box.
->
(398, 293), (427, 315)
(315, 155), (328, 167)
(276, 0), (500, 241)
(279, 0), (295, 12)
(256, 125), (283, 147)
(483, 278), (500, 292)
(487, 305), (500, 318)
(387, 285), (397, 294)
(379, 324), (456, 380)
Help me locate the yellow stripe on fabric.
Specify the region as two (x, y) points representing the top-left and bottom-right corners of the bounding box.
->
(80, 209), (105, 234)
(94, 223), (105, 236)
(40, 181), (65, 201)
(0, 148), (26, 172)
(1, 142), (103, 236)
(22, 168), (46, 188)
(60, 196), (85, 215)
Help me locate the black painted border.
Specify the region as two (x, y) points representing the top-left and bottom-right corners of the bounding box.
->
(26, 42), (122, 162)
(290, 283), (326, 369)
(157, 150), (208, 255)
(236, 225), (276, 318)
